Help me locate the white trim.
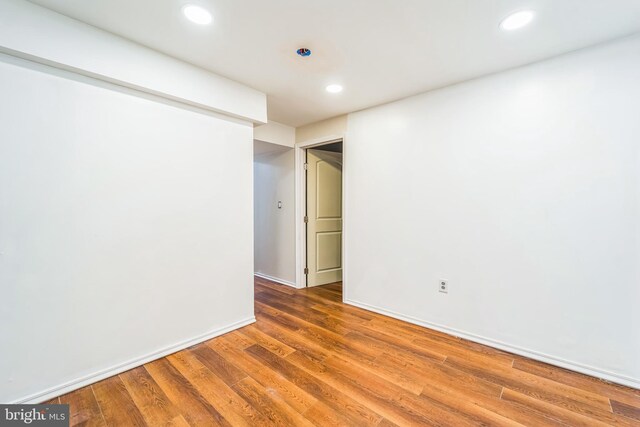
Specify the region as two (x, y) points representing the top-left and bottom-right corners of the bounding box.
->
(254, 273), (297, 288)
(294, 143), (306, 289)
(11, 317), (256, 404)
(341, 134), (349, 303)
(294, 135), (346, 290)
(345, 298), (640, 389)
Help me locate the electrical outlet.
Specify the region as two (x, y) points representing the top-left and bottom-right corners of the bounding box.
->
(439, 279), (448, 293)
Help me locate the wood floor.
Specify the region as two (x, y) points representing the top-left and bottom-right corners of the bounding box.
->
(48, 277), (640, 426)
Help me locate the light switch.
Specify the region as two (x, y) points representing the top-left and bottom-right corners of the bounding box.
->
(278, 201), (282, 209)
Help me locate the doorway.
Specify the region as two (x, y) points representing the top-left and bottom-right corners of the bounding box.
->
(295, 138), (344, 289)
(305, 142), (343, 287)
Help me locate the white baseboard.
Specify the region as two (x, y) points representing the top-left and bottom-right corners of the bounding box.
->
(254, 272), (299, 288)
(12, 317), (256, 404)
(345, 299), (640, 390)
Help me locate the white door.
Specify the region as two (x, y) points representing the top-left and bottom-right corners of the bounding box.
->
(306, 149), (342, 287)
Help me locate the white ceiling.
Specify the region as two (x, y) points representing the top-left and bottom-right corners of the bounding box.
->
(29, 0), (640, 127)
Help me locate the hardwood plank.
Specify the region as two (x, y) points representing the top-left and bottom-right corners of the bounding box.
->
(119, 366), (188, 427)
(257, 301), (382, 364)
(357, 354), (425, 395)
(513, 357), (640, 408)
(321, 282), (343, 293)
(305, 286), (342, 302)
(281, 285), (364, 319)
(144, 358), (230, 426)
(214, 330), (256, 350)
(445, 356), (631, 425)
(297, 325), (382, 362)
(255, 301), (302, 331)
(377, 351), (502, 400)
(302, 401), (358, 427)
(612, 400), (640, 422)
(246, 344), (383, 426)
(379, 351), (564, 427)
(257, 291), (352, 335)
(256, 304), (382, 361)
(232, 377), (315, 426)
(412, 334), (515, 367)
(207, 334), (318, 415)
(255, 287), (306, 305)
(166, 350), (267, 426)
(459, 388), (567, 427)
(310, 302), (372, 324)
(501, 388), (612, 427)
(343, 331), (435, 366)
(379, 352), (566, 427)
(287, 350), (461, 426)
(59, 386), (106, 427)
(190, 343), (248, 387)
(92, 376), (147, 427)
(238, 324), (296, 357)
(377, 418), (401, 427)
(367, 316), (462, 343)
(252, 314), (332, 359)
(349, 327), (447, 362)
(321, 352), (511, 427)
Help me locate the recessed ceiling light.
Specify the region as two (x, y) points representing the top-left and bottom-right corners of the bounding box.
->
(326, 84), (343, 93)
(500, 10), (535, 31)
(182, 4), (213, 25)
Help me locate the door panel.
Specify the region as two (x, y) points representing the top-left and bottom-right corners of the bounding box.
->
(317, 161), (342, 218)
(307, 149), (342, 287)
(317, 231), (342, 271)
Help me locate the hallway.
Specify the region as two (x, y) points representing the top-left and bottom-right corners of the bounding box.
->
(51, 277), (639, 426)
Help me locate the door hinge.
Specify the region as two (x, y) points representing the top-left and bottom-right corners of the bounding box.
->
(304, 163), (308, 170)
(304, 267), (309, 275)
(304, 215), (308, 223)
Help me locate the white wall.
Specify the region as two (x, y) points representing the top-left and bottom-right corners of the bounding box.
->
(254, 121), (295, 148)
(0, 0), (266, 124)
(345, 34), (640, 388)
(296, 115), (347, 143)
(254, 150), (296, 285)
(0, 53), (255, 403)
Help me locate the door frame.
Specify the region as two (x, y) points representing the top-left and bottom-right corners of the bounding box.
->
(294, 134), (346, 296)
